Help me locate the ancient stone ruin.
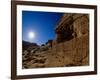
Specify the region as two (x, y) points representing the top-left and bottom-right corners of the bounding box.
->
(22, 13), (89, 68)
(54, 13), (89, 43)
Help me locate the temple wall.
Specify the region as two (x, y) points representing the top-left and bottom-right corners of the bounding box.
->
(51, 13), (89, 66)
(54, 13), (89, 43)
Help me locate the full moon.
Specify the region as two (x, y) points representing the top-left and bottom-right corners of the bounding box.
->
(28, 32), (35, 39)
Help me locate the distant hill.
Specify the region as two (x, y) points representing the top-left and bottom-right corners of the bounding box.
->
(22, 40), (39, 51)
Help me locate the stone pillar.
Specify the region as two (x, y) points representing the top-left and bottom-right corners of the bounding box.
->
(48, 40), (53, 47)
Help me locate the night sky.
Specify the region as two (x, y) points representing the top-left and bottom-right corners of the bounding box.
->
(22, 11), (63, 45)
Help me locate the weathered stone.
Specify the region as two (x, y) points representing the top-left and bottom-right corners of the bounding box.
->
(55, 13), (89, 43)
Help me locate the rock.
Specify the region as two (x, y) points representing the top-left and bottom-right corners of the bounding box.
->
(22, 40), (39, 51)
(55, 13), (89, 43)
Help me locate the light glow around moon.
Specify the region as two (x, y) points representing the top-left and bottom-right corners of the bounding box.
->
(28, 32), (35, 39)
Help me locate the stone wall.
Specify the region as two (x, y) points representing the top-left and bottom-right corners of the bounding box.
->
(51, 13), (89, 66)
(54, 13), (89, 43)
(51, 34), (89, 66)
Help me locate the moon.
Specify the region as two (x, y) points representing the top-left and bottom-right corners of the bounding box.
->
(28, 32), (35, 39)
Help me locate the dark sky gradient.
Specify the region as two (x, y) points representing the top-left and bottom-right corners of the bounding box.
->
(22, 11), (63, 45)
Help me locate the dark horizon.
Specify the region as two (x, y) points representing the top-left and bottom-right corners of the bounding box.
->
(22, 11), (63, 45)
